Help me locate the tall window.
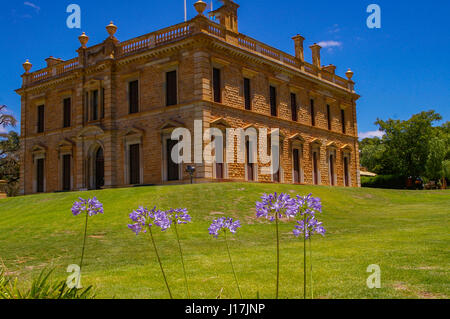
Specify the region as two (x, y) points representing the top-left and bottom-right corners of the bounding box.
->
(270, 86), (277, 116)
(293, 148), (301, 183)
(85, 92), (89, 122)
(327, 104), (332, 130)
(63, 98), (71, 128)
(37, 105), (45, 133)
(101, 88), (105, 119)
(244, 78), (251, 110)
(341, 109), (346, 134)
(36, 158), (44, 193)
(313, 151), (319, 185)
(129, 80), (139, 114)
(310, 99), (315, 126)
(166, 70), (177, 106)
(213, 68), (221, 103)
(329, 154), (335, 186)
(246, 140), (255, 181)
(291, 93), (298, 121)
(62, 154), (71, 191)
(129, 144), (140, 185)
(214, 135), (225, 179)
(344, 156), (350, 187)
(91, 90), (99, 121)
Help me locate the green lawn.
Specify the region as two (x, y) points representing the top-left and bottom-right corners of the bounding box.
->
(0, 183), (449, 299)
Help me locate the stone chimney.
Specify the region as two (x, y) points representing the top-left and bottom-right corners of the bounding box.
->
(209, 0), (240, 33)
(292, 35), (305, 62)
(45, 56), (63, 67)
(310, 43), (322, 68)
(322, 64), (336, 74)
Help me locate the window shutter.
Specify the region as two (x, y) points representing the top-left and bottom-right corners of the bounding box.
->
(37, 105), (45, 133)
(92, 90), (99, 121)
(291, 93), (297, 121)
(327, 104), (331, 130)
(270, 86), (277, 116)
(129, 80), (139, 114)
(341, 109), (346, 134)
(213, 68), (221, 103)
(63, 154), (71, 191)
(63, 98), (71, 128)
(244, 78), (251, 110)
(166, 71), (178, 106)
(310, 99), (315, 126)
(37, 158), (44, 193)
(129, 144), (140, 185)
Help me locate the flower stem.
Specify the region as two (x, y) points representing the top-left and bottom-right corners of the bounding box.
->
(79, 211), (89, 273)
(275, 212), (280, 299)
(149, 227), (173, 299)
(310, 236), (313, 299)
(174, 222), (191, 299)
(303, 214), (307, 300)
(224, 230), (243, 299)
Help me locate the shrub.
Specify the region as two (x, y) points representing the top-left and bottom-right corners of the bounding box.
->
(0, 268), (95, 299)
(361, 175), (407, 189)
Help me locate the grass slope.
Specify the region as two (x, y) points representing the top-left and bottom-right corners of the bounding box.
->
(0, 183), (449, 299)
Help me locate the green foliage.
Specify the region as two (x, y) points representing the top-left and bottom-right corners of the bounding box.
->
(0, 268), (95, 299)
(375, 111), (442, 177)
(361, 175), (407, 189)
(0, 105), (17, 130)
(425, 137), (447, 181)
(360, 111), (448, 181)
(0, 131), (20, 196)
(359, 137), (386, 174)
(442, 160), (450, 180)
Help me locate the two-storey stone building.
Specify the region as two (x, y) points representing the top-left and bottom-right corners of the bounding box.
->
(16, 0), (360, 195)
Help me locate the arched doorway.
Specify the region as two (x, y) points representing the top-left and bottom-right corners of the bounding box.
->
(95, 147), (105, 189)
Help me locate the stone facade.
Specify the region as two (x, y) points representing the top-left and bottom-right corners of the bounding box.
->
(16, 0), (360, 195)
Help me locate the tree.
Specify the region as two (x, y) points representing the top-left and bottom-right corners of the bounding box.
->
(425, 137), (446, 182)
(359, 137), (387, 174)
(0, 105), (19, 196)
(0, 105), (17, 130)
(375, 111), (442, 177)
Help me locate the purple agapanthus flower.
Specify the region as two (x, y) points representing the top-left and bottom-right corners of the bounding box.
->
(71, 197), (104, 217)
(293, 216), (326, 239)
(208, 217), (241, 238)
(255, 192), (297, 221)
(294, 194), (322, 217)
(128, 207), (172, 235)
(166, 208), (192, 225)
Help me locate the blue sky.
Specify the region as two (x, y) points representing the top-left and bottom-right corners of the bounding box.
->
(1, 0), (449, 137)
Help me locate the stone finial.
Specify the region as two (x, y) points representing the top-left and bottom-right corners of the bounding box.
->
(292, 34), (305, 62)
(106, 21), (118, 38)
(310, 43), (322, 68)
(346, 68), (354, 81)
(194, 0), (207, 15)
(22, 59), (32, 73)
(78, 32), (89, 48)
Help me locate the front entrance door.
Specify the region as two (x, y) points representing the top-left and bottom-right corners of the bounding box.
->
(95, 148), (105, 189)
(167, 139), (179, 181)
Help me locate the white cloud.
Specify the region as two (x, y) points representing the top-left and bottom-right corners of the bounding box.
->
(328, 24), (341, 34)
(317, 40), (342, 48)
(0, 126), (7, 134)
(359, 130), (385, 139)
(24, 1), (40, 13)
